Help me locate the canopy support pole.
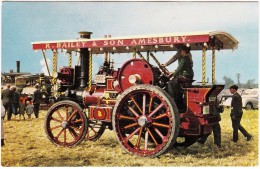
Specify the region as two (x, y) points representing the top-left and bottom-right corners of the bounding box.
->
(88, 51), (92, 90)
(212, 48), (216, 84)
(146, 50), (150, 63)
(133, 49), (136, 59)
(52, 50), (58, 76)
(202, 47), (207, 85)
(68, 52), (72, 68)
(41, 50), (51, 76)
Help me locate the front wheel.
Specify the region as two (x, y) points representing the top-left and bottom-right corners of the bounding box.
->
(245, 103), (253, 110)
(112, 84), (180, 157)
(45, 100), (88, 147)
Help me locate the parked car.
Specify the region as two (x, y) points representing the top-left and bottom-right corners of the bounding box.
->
(219, 88), (258, 110)
(241, 88), (258, 110)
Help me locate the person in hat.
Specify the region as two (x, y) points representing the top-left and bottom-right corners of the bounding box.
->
(161, 45), (193, 68)
(33, 84), (41, 118)
(161, 45), (194, 110)
(229, 85), (252, 142)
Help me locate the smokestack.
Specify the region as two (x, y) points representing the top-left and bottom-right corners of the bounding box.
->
(78, 31), (92, 88)
(16, 61), (20, 73)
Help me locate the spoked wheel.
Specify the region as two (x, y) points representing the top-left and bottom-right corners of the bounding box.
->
(112, 84), (180, 157)
(86, 120), (106, 141)
(45, 100), (88, 147)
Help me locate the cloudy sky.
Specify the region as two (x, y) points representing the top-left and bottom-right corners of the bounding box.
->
(1, 1), (259, 84)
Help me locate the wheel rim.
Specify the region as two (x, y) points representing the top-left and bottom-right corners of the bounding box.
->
(46, 103), (87, 146)
(114, 89), (175, 156)
(86, 120), (106, 141)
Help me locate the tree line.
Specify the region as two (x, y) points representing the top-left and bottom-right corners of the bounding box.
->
(223, 73), (257, 89)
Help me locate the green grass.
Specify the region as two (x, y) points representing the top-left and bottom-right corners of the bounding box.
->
(1, 108), (258, 166)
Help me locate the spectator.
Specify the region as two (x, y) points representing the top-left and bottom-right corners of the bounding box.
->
(1, 100), (5, 146)
(229, 85), (252, 142)
(33, 84), (41, 118)
(11, 87), (20, 119)
(18, 98), (26, 120)
(1, 84), (13, 120)
(25, 101), (34, 119)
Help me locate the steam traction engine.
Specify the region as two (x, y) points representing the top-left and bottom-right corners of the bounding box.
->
(32, 31), (238, 157)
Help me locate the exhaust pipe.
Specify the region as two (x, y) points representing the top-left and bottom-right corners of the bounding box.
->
(78, 31), (92, 88)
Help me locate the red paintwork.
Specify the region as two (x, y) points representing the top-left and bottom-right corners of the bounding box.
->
(118, 59), (154, 91)
(89, 105), (112, 122)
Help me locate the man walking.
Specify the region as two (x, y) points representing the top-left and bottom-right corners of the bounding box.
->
(229, 85), (252, 142)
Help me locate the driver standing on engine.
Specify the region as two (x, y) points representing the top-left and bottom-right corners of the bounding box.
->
(161, 45), (194, 109)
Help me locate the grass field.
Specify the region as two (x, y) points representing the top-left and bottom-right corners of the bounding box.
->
(1, 108), (258, 167)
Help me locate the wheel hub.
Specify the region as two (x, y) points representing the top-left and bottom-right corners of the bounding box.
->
(138, 116), (149, 127)
(61, 121), (68, 129)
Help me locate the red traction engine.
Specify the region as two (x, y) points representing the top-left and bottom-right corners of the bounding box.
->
(35, 31), (238, 157)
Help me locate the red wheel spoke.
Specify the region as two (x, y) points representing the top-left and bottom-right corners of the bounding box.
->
(72, 119), (83, 124)
(152, 122), (170, 128)
(55, 128), (65, 139)
(130, 96), (143, 114)
(64, 129), (67, 143)
(148, 103), (164, 118)
(142, 94), (146, 115)
(152, 113), (167, 120)
(68, 127), (78, 139)
(124, 122), (138, 129)
(51, 117), (63, 123)
(154, 127), (165, 140)
(56, 110), (64, 121)
(50, 124), (62, 130)
(144, 130), (149, 150)
(67, 110), (77, 122)
(89, 126), (98, 135)
(148, 95), (154, 113)
(126, 127), (141, 141)
(70, 125), (81, 132)
(127, 105), (140, 117)
(147, 128), (158, 145)
(119, 115), (136, 121)
(135, 127), (143, 147)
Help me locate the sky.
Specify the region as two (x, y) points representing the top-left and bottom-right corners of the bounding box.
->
(1, 1), (259, 84)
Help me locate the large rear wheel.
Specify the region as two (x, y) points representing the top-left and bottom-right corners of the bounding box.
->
(112, 84), (179, 157)
(45, 100), (88, 147)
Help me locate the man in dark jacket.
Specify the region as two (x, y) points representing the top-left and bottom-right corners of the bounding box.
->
(1, 84), (13, 120)
(33, 84), (41, 118)
(11, 87), (20, 118)
(161, 45), (194, 110)
(229, 85), (252, 142)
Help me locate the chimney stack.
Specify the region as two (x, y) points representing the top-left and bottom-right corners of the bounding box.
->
(16, 61), (20, 73)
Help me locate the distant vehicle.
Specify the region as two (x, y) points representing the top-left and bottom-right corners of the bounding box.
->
(241, 88), (258, 110)
(220, 88), (258, 110)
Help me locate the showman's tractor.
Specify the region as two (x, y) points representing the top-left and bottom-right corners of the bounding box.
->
(32, 31), (238, 157)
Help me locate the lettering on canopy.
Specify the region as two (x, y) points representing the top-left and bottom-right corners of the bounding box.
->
(32, 35), (209, 50)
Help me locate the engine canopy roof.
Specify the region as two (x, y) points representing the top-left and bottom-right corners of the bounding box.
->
(32, 30), (239, 54)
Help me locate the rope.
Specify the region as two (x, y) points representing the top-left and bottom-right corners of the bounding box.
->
(41, 50), (51, 76)
(137, 51), (145, 60)
(88, 51), (92, 90)
(212, 48), (216, 84)
(202, 47), (207, 85)
(150, 53), (170, 75)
